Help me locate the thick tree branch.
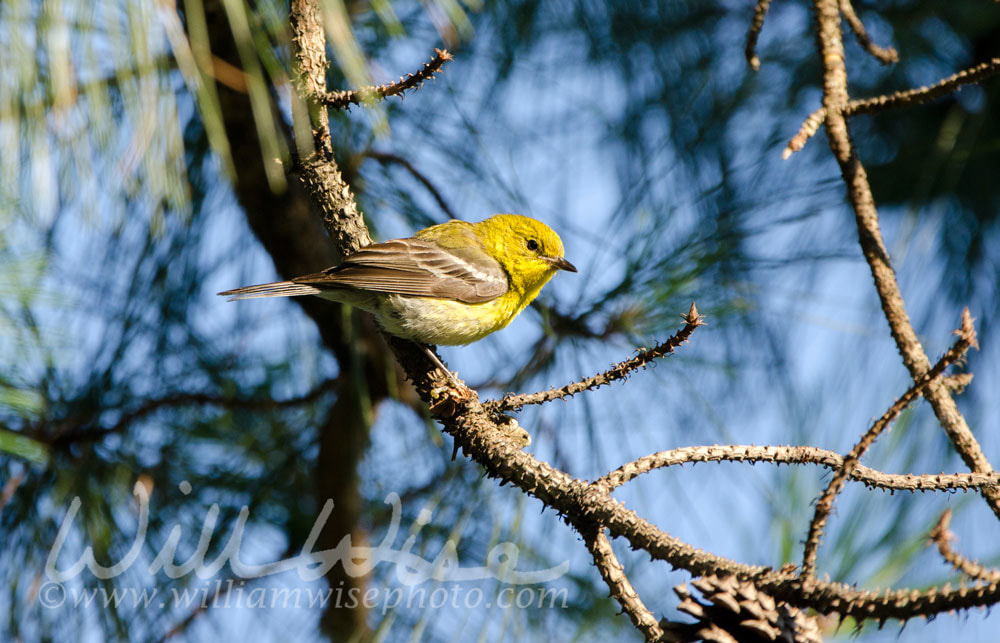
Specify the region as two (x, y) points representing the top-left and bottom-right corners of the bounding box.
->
(438, 390), (1000, 619)
(289, 0), (332, 156)
(284, 2), (425, 636)
(288, 0), (372, 259)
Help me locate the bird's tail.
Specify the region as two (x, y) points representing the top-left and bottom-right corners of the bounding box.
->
(218, 281), (322, 301)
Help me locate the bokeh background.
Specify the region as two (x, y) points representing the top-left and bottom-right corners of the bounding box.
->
(2, 0), (999, 640)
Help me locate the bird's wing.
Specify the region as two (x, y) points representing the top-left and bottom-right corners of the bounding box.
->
(294, 237), (509, 304)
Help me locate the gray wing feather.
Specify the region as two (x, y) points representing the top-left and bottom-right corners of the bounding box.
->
(294, 238), (508, 304)
(218, 281), (322, 301)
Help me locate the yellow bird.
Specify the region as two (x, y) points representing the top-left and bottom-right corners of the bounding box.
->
(220, 214), (577, 381)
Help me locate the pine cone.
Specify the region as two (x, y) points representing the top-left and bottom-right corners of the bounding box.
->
(659, 574), (822, 643)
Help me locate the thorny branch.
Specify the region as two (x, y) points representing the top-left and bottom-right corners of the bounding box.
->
(800, 310), (977, 577)
(289, 0), (374, 258)
(440, 392), (1000, 620)
(785, 57), (1000, 158)
(300, 203), (1000, 630)
(488, 303), (704, 414)
(595, 444), (1000, 495)
(324, 49), (453, 110)
(929, 510), (1000, 584)
(289, 0), (332, 156)
(579, 523), (665, 641)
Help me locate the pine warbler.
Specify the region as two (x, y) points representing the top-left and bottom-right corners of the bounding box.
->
(220, 215), (576, 348)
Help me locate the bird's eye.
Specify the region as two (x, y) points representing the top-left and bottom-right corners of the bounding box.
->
(526, 239), (539, 252)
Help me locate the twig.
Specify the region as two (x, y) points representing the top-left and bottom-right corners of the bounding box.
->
(800, 313), (976, 577)
(928, 509), (1000, 584)
(745, 0), (773, 71)
(782, 109), (827, 159)
(594, 443), (1000, 494)
(845, 57), (1000, 116)
(839, 0), (898, 65)
(364, 150), (458, 222)
(324, 49), (453, 110)
(784, 57), (1000, 158)
(579, 523), (665, 641)
(489, 303), (703, 413)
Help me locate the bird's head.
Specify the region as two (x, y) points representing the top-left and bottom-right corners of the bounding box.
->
(478, 214), (577, 299)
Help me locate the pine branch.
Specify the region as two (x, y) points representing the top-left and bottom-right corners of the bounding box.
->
(928, 510), (1000, 584)
(489, 303), (703, 413)
(594, 443), (1000, 494)
(800, 312), (976, 577)
(784, 57), (1000, 158)
(578, 522), (665, 641)
(324, 49), (453, 109)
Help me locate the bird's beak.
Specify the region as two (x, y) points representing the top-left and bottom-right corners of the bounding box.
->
(545, 256), (578, 273)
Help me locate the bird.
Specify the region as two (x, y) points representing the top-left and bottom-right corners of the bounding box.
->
(219, 214), (577, 384)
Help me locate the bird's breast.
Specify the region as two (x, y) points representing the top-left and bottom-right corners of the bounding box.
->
(376, 292), (525, 346)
